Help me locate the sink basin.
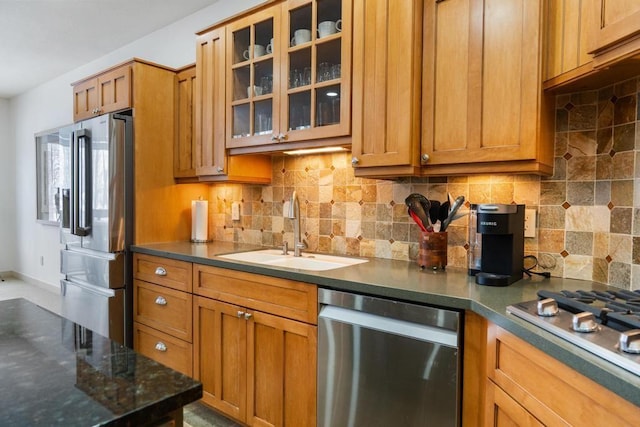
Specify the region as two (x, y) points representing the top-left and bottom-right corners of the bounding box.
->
(218, 249), (368, 271)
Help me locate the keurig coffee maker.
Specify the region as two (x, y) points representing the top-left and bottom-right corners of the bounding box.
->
(468, 204), (525, 286)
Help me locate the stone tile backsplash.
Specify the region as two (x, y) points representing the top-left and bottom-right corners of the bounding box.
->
(206, 76), (640, 290)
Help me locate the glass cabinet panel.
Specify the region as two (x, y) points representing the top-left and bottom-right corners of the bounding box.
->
(282, 0), (350, 142)
(226, 0), (351, 149)
(227, 9), (277, 144)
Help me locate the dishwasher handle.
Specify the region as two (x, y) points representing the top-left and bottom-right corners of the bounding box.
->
(319, 305), (458, 348)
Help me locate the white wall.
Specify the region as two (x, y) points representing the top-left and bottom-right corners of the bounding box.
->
(8, 0), (263, 288)
(0, 98), (16, 272)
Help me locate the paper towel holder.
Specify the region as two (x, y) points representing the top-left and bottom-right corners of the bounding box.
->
(191, 197), (211, 243)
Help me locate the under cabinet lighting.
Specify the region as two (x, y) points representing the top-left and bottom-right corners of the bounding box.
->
(283, 146), (349, 155)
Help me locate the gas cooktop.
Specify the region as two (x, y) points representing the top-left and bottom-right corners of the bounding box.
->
(507, 289), (640, 377)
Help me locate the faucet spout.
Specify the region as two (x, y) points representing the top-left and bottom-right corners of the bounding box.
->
(287, 191), (306, 257)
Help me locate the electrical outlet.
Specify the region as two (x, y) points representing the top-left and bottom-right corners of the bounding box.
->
(232, 202), (241, 221)
(524, 208), (536, 238)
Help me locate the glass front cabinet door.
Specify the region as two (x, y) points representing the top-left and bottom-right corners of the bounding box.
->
(226, 0), (352, 151)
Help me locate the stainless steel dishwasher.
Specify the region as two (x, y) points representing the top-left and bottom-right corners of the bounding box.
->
(318, 289), (461, 427)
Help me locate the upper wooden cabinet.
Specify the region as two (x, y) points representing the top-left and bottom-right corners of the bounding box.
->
(175, 65), (197, 179)
(590, 0), (640, 66)
(72, 64), (132, 122)
(176, 35), (271, 183)
(350, 0), (423, 178)
(196, 0), (352, 155)
(421, 0), (554, 176)
(544, 0), (597, 88)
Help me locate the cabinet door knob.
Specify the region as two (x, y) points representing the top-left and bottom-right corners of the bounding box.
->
(271, 134), (279, 142)
(351, 157), (359, 165)
(154, 296), (167, 306)
(244, 312), (253, 320)
(155, 267), (167, 276)
(278, 133), (287, 141)
(155, 342), (167, 352)
(237, 310), (245, 318)
(216, 166), (224, 173)
(421, 154), (430, 163)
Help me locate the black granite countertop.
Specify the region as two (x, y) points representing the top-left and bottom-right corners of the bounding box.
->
(132, 241), (640, 407)
(0, 298), (202, 426)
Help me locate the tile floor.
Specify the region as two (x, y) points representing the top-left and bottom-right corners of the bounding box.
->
(0, 274), (240, 427)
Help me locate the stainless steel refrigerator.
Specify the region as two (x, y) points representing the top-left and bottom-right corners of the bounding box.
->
(59, 112), (134, 346)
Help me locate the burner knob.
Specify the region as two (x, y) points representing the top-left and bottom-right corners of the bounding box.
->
(571, 312), (598, 333)
(537, 298), (559, 317)
(619, 329), (640, 354)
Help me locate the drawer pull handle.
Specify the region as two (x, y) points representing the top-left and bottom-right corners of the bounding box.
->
(155, 296), (167, 306)
(237, 310), (245, 318)
(244, 312), (253, 320)
(155, 342), (167, 352)
(155, 267), (167, 276)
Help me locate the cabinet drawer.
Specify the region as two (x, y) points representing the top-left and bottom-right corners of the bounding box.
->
(134, 322), (193, 377)
(193, 264), (317, 324)
(488, 325), (640, 426)
(134, 279), (192, 342)
(133, 253), (192, 292)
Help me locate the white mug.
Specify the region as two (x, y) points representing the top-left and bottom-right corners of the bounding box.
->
(318, 19), (342, 38)
(291, 29), (311, 46)
(243, 44), (266, 60)
(266, 38), (274, 54)
(247, 85), (262, 97)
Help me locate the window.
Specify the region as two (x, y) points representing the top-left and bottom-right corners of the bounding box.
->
(35, 127), (69, 224)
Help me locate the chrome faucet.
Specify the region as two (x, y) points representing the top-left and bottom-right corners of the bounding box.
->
(286, 191), (307, 257)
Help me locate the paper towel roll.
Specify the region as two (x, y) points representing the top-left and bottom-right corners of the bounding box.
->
(191, 200), (209, 242)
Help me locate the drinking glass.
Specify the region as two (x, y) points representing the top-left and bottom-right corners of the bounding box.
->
(260, 75), (273, 94)
(302, 67), (312, 86)
(331, 63), (341, 79)
(318, 63), (331, 82)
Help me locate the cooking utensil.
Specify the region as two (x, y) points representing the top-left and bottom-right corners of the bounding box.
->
(408, 208), (428, 232)
(428, 200), (440, 225)
(441, 195), (465, 231)
(405, 194), (433, 232)
(438, 201), (450, 223)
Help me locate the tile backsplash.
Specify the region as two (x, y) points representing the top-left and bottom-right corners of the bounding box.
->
(206, 76), (640, 290)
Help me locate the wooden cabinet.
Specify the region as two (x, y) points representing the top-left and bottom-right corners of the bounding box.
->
(72, 64), (132, 122)
(133, 254), (194, 376)
(544, 0), (597, 89)
(421, 0), (554, 176)
(174, 65), (197, 180)
(196, 0), (352, 155)
(193, 264), (317, 426)
(484, 321), (640, 426)
(590, 0), (640, 67)
(191, 30), (272, 183)
(350, 0), (423, 178)
(73, 59), (210, 244)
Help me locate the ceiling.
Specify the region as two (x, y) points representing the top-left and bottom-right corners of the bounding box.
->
(0, 0), (218, 99)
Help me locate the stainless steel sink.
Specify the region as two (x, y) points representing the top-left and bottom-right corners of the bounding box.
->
(218, 249), (368, 271)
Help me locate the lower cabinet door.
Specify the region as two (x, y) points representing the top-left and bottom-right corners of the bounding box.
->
(133, 322), (193, 377)
(247, 309), (317, 427)
(193, 295), (317, 427)
(485, 380), (544, 427)
(193, 296), (246, 422)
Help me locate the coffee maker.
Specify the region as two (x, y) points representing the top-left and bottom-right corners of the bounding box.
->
(468, 204), (525, 286)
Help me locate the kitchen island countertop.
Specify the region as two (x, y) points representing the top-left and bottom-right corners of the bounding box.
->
(133, 240), (640, 407)
(0, 298), (202, 426)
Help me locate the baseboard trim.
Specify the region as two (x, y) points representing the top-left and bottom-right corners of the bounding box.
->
(9, 271), (59, 294)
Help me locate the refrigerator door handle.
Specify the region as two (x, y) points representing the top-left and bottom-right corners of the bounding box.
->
(71, 128), (92, 237)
